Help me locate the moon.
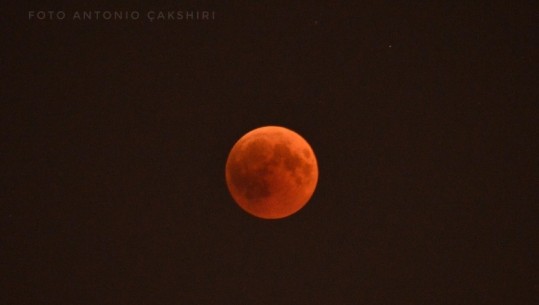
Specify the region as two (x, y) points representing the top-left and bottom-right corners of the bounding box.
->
(225, 126), (318, 219)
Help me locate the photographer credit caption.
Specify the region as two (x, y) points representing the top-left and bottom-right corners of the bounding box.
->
(28, 10), (216, 22)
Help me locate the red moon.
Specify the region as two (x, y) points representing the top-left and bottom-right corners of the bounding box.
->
(225, 126), (318, 219)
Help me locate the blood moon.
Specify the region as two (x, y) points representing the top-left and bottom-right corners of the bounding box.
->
(225, 126), (318, 219)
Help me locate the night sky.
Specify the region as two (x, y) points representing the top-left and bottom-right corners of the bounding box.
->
(2, 1), (537, 304)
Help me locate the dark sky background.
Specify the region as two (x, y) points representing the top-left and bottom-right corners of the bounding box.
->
(2, 1), (537, 304)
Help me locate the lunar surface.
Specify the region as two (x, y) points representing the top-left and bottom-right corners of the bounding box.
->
(225, 126), (318, 219)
